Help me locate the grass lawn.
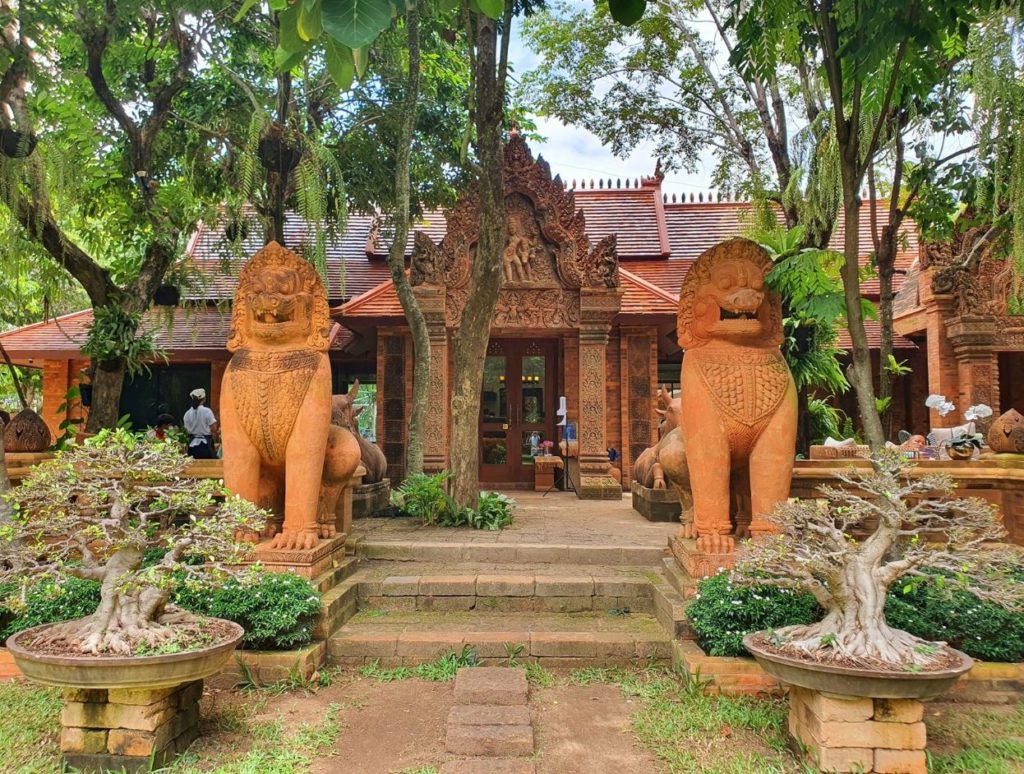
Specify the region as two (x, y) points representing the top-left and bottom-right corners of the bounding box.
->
(2, 662), (1024, 773)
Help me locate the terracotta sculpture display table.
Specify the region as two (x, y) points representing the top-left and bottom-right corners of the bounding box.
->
(533, 455), (563, 491)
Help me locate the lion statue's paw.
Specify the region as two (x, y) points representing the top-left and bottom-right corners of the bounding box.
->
(319, 523), (337, 539)
(677, 521), (696, 539)
(269, 529), (320, 551)
(696, 533), (735, 554)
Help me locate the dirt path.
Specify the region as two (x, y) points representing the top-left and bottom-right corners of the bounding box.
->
(532, 683), (661, 774)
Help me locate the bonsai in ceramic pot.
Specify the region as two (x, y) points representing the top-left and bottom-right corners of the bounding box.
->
(735, 451), (1024, 768)
(0, 429), (268, 767)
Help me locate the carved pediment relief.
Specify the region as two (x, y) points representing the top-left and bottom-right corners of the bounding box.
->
(926, 215), (1013, 317)
(410, 134), (619, 294)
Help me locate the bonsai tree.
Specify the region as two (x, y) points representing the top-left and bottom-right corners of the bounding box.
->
(735, 451), (1024, 668)
(0, 429), (266, 655)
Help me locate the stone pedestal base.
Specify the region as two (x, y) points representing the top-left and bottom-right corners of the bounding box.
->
(352, 479), (392, 518)
(631, 482), (681, 522)
(577, 474), (623, 499)
(60, 680), (203, 773)
(669, 535), (735, 578)
(788, 687), (926, 773)
(254, 533), (348, 579)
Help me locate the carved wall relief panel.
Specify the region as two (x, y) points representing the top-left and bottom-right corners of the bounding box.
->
(381, 334), (407, 483)
(446, 287), (581, 329)
(579, 343), (607, 459)
(626, 334), (654, 481)
(502, 192), (558, 286)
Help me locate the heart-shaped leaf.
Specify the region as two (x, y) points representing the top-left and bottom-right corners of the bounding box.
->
(325, 38), (355, 90)
(298, 0), (323, 41)
(322, 0), (393, 49)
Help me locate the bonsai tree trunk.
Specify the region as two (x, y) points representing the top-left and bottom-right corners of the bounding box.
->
(773, 522), (930, 665)
(449, 10), (508, 509)
(388, 2), (429, 477)
(36, 546), (182, 655)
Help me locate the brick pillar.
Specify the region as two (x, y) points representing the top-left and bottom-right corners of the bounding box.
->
(947, 316), (999, 422)
(378, 330), (408, 484)
(621, 327), (658, 488)
(920, 276), (959, 428)
(788, 687), (926, 773)
(41, 359), (70, 439)
(576, 288), (623, 499)
(414, 285), (449, 475)
(60, 681), (203, 772)
(209, 360), (227, 419)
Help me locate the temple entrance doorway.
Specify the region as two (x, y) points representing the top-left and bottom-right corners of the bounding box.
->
(479, 338), (558, 485)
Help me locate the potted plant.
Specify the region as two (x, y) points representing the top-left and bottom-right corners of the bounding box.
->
(0, 429), (267, 767)
(735, 452), (1024, 768)
(944, 429), (984, 460)
(737, 451), (1022, 694)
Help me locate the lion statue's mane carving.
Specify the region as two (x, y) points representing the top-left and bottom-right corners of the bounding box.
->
(221, 242), (361, 550)
(660, 238), (796, 555)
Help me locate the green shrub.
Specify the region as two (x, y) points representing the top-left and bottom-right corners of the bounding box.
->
(0, 577), (102, 641)
(885, 581), (1024, 662)
(686, 572), (822, 657)
(172, 571), (321, 651)
(393, 472), (456, 525)
(394, 473), (515, 530)
(687, 570), (1024, 662)
(437, 491), (515, 531)
(0, 571), (320, 652)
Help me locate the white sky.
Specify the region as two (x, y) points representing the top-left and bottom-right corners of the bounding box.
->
(509, 14), (718, 200)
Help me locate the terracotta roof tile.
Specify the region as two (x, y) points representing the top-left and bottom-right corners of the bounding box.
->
(572, 187), (668, 258)
(0, 306), (355, 362)
(837, 319), (917, 350)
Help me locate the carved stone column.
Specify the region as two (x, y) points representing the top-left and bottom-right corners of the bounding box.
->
(413, 284), (449, 474)
(947, 315), (1000, 420)
(576, 289), (623, 499)
(920, 277), (960, 429)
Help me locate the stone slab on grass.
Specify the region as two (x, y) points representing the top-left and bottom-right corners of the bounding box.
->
(445, 723), (534, 757)
(454, 667), (528, 706)
(448, 705), (531, 727)
(440, 759), (537, 774)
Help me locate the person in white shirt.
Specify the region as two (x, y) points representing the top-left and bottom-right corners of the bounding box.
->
(182, 388), (219, 459)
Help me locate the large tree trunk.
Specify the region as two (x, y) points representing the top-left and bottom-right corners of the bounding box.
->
(388, 2), (429, 477)
(0, 416), (12, 524)
(877, 228), (897, 438)
(85, 357), (127, 432)
(838, 182), (885, 449)
(449, 12), (506, 509)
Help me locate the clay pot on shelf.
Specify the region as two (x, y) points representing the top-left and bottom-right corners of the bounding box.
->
(0, 128), (37, 158)
(257, 124), (302, 174)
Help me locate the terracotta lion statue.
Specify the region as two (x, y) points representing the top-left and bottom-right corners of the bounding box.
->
(331, 380), (388, 484)
(661, 238), (796, 554)
(632, 387), (685, 491)
(221, 242), (361, 550)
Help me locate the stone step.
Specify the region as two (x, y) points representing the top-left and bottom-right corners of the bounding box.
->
(356, 540), (666, 566)
(446, 722), (534, 757)
(649, 572), (690, 639)
(454, 668), (529, 706)
(354, 567), (656, 615)
(440, 760), (536, 774)
(327, 610), (672, 668)
(310, 555), (360, 595)
(311, 578), (359, 640)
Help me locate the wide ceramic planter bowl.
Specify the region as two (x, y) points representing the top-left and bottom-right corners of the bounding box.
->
(743, 633), (973, 699)
(6, 619), (244, 690)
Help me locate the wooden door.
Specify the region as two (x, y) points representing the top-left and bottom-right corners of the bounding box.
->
(480, 339), (558, 484)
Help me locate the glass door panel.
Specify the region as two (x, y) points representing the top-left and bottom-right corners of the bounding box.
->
(480, 355), (509, 480)
(481, 356), (507, 422)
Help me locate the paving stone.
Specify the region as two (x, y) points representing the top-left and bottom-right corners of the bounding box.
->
(454, 667), (528, 706)
(381, 576), (420, 596)
(533, 576), (594, 597)
(476, 575), (534, 596)
(448, 705), (531, 726)
(445, 723), (534, 757)
(420, 576), (477, 596)
(417, 595), (477, 611)
(440, 759), (537, 774)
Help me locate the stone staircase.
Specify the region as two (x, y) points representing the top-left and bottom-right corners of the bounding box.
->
(323, 541), (692, 668)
